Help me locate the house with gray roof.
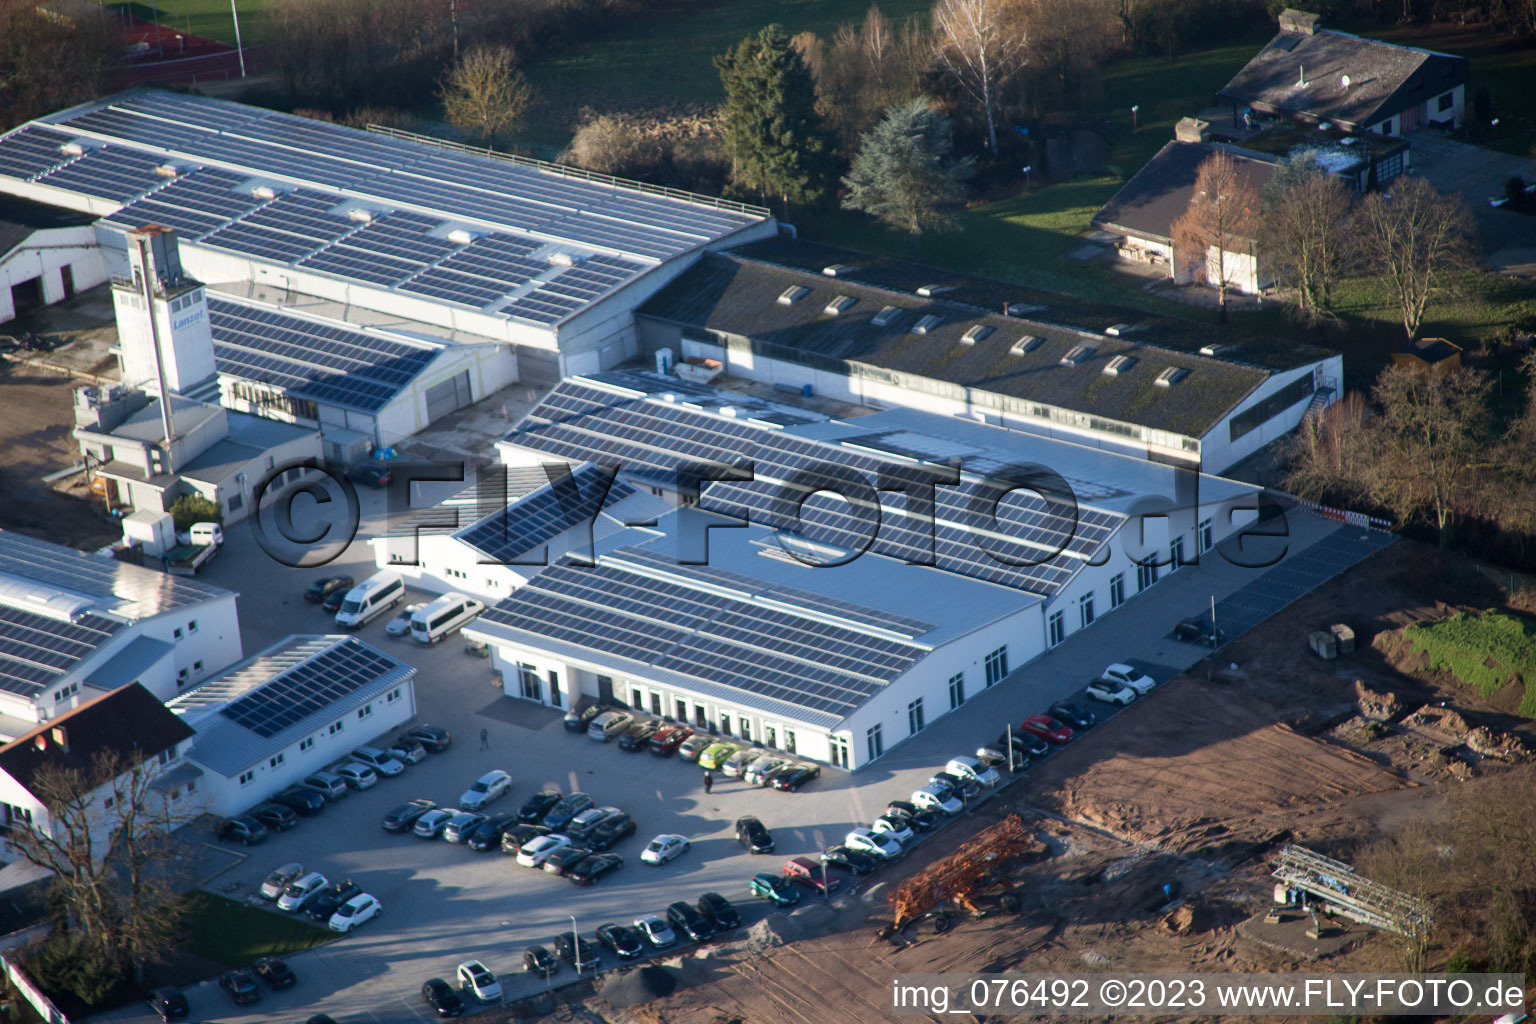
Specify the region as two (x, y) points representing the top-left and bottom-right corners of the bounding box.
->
(169, 635), (415, 816)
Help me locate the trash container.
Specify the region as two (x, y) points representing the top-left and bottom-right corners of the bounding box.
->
(1330, 623), (1356, 654)
(1309, 630), (1337, 659)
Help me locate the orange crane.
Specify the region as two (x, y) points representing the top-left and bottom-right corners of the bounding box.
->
(888, 814), (1040, 931)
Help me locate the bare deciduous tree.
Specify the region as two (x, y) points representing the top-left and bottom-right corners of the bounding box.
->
(1171, 150), (1260, 324)
(440, 45), (535, 146)
(932, 0), (1025, 154)
(1358, 830), (1445, 973)
(1257, 152), (1354, 325)
(1355, 175), (1478, 340)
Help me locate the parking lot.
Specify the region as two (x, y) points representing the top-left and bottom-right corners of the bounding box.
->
(87, 479), (1385, 1024)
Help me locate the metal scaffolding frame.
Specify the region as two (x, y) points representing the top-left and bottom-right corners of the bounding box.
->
(1271, 844), (1431, 936)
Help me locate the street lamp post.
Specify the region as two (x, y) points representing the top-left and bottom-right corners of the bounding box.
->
(230, 0), (247, 78)
(1020, 165), (1032, 191)
(570, 914), (582, 973)
(1131, 105), (1140, 133)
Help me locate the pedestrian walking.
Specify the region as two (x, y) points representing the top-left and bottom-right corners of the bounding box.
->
(479, 728), (489, 750)
(702, 771), (713, 794)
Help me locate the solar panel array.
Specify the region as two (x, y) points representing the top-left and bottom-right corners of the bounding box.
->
(220, 637), (397, 738)
(456, 463), (636, 562)
(34, 145), (168, 202)
(208, 297), (440, 412)
(477, 561), (926, 718)
(0, 531), (227, 619)
(0, 125), (78, 179)
(0, 605), (125, 695)
(109, 167), (261, 239)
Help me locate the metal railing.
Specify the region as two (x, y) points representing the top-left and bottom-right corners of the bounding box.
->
(363, 124), (771, 219)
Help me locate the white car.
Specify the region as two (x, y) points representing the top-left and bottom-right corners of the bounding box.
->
(870, 815), (915, 845)
(333, 762), (378, 790)
(845, 827), (902, 860)
(516, 833), (571, 868)
(743, 754), (790, 786)
(720, 749), (756, 778)
(1102, 662), (1156, 695)
(276, 871), (328, 912)
(456, 959), (502, 1002)
(258, 861), (304, 901)
(911, 785), (964, 815)
(1085, 678), (1137, 706)
(385, 603), (424, 638)
(459, 769), (513, 811)
(640, 834), (690, 865)
(634, 914), (676, 947)
(327, 892), (381, 932)
(946, 755), (1001, 788)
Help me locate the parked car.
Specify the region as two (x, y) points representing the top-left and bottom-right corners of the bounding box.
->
(821, 845), (879, 875)
(697, 742), (739, 770)
(299, 771), (349, 801)
(349, 462), (393, 488)
(304, 575), (353, 604)
(219, 969), (261, 1005)
(588, 813), (636, 851)
(349, 745), (405, 777)
(945, 755), (1001, 788)
(271, 787), (326, 817)
(768, 763), (821, 792)
(783, 856), (840, 895)
(929, 771), (981, 800)
(677, 734), (711, 762)
(566, 805), (622, 841)
(306, 879), (362, 923)
(518, 790), (562, 823)
(553, 933), (599, 971)
(994, 729), (1051, 759)
(562, 703), (610, 733)
(648, 723), (694, 755)
(844, 828), (901, 860)
(911, 785), (964, 815)
(569, 852), (624, 885)
(1047, 700), (1097, 731)
(459, 769), (513, 811)
(500, 823), (552, 853)
(641, 833), (690, 865)
(217, 816), (268, 846)
(328, 893), (381, 932)
(276, 871), (328, 911)
(258, 861), (304, 900)
(413, 809), (456, 839)
(596, 922), (645, 958)
(382, 798), (437, 832)
(147, 987), (189, 1021)
(541, 845), (593, 877)
(388, 739), (429, 764)
(442, 811), (487, 844)
(386, 603), (425, 638)
(334, 763), (379, 790)
(885, 800), (939, 831)
(542, 792), (594, 830)
(1020, 714), (1074, 744)
(421, 977), (465, 1018)
(252, 956), (296, 989)
(516, 834), (572, 868)
(465, 813), (520, 852)
(1085, 678), (1137, 706)
(720, 748), (756, 777)
(743, 754), (791, 786)
(735, 815), (774, 854)
(634, 913), (676, 947)
(1174, 617), (1224, 646)
(748, 872), (800, 906)
(456, 960), (502, 1002)
(403, 724), (453, 752)
(523, 946), (558, 977)
(666, 900), (715, 942)
(870, 814), (915, 846)
(320, 586), (350, 614)
(617, 720), (660, 750)
(252, 803), (298, 832)
(697, 891), (741, 930)
(586, 710), (633, 742)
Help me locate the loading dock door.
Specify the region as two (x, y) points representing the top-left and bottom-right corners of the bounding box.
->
(423, 371), (472, 421)
(9, 277), (43, 317)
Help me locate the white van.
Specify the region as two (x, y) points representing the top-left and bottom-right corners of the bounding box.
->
(334, 572), (405, 630)
(410, 592), (485, 645)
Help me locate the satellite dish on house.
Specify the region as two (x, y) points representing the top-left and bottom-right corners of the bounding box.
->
(1341, 74), (1351, 89)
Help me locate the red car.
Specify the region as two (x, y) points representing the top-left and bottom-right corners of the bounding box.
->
(1019, 714), (1073, 745)
(647, 723), (694, 756)
(782, 856), (841, 895)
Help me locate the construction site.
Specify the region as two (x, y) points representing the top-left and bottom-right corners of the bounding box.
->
(511, 538), (1534, 1024)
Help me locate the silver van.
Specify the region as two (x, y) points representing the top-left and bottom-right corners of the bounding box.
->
(299, 771), (349, 801)
(587, 711), (633, 742)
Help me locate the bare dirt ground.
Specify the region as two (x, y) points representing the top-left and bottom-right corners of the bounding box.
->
(520, 540), (1534, 1024)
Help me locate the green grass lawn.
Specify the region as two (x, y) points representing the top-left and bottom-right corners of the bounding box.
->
(181, 891), (336, 967)
(106, 0), (266, 47)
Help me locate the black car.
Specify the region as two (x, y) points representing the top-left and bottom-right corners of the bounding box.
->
(147, 986), (189, 1021)
(884, 800), (939, 831)
(1048, 700), (1097, 731)
(321, 586), (350, 614)
(562, 703), (609, 732)
(216, 816), (268, 846)
(252, 803), (298, 832)
(349, 463), (393, 488)
(616, 721), (660, 750)
(518, 790), (562, 823)
(995, 729), (1051, 759)
(304, 575), (353, 604)
(382, 798), (437, 833)
(553, 932), (600, 971)
(667, 899), (715, 942)
(403, 724), (453, 752)
(697, 891), (741, 930)
(587, 813), (636, 851)
(821, 845), (879, 875)
(252, 956), (296, 989)
(466, 812), (519, 851)
(596, 922), (645, 959)
(307, 879), (363, 922)
(768, 764), (821, 792)
(569, 852), (623, 885)
(566, 806), (621, 841)
(542, 792), (594, 831)
(523, 945), (558, 977)
(500, 823), (551, 854)
(271, 786), (326, 817)
(219, 969), (262, 1005)
(542, 845), (592, 877)
(421, 977), (464, 1018)
(735, 815), (774, 854)
(931, 770), (981, 800)
(1174, 616), (1226, 646)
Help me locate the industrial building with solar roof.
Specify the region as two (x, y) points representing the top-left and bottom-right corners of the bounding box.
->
(0, 529), (242, 742)
(0, 89), (775, 457)
(430, 371), (1263, 769)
